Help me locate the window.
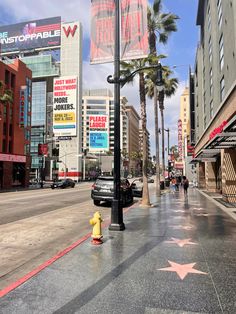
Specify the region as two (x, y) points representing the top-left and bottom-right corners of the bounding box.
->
(219, 34), (224, 70)
(11, 74), (15, 89)
(5, 70), (10, 86)
(87, 99), (106, 105)
(217, 0), (223, 28)
(209, 36), (212, 63)
(210, 100), (213, 118)
(220, 77), (225, 101)
(210, 68), (213, 96)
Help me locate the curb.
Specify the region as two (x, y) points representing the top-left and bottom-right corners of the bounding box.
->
(197, 189), (236, 222)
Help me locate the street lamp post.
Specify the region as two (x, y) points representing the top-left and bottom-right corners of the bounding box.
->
(156, 62), (165, 190)
(164, 128), (170, 178)
(107, 0), (125, 231)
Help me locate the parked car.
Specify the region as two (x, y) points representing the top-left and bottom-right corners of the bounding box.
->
(139, 177), (154, 183)
(51, 178), (75, 189)
(130, 179), (143, 197)
(91, 176), (133, 206)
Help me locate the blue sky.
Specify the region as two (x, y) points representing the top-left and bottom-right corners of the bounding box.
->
(0, 0), (199, 155)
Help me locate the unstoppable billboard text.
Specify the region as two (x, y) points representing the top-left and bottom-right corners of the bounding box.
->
(0, 16), (61, 53)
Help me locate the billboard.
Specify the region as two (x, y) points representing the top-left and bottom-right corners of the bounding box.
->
(90, 0), (148, 64)
(53, 76), (77, 137)
(0, 16), (61, 53)
(90, 132), (109, 150)
(89, 115), (109, 151)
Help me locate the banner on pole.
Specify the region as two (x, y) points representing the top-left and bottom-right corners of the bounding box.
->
(90, 0), (148, 64)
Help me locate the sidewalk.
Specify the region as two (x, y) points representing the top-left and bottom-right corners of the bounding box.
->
(1, 188), (236, 313)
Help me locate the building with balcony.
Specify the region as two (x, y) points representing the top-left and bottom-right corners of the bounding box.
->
(193, 0), (236, 202)
(0, 59), (32, 189)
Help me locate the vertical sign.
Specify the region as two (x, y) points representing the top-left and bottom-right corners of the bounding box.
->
(53, 76), (77, 137)
(178, 119), (183, 160)
(121, 0), (148, 60)
(19, 86), (28, 128)
(90, 0), (148, 64)
(89, 115), (109, 151)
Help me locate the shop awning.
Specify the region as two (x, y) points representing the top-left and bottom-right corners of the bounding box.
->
(191, 149), (220, 163)
(205, 115), (236, 149)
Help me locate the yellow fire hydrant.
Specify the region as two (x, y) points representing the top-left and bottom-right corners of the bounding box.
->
(90, 211), (103, 245)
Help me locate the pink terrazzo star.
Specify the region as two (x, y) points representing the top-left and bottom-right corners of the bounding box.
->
(170, 225), (195, 230)
(195, 213), (209, 217)
(158, 261), (207, 280)
(165, 238), (198, 247)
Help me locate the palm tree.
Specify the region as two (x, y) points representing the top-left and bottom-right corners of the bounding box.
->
(121, 58), (151, 206)
(147, 0), (178, 194)
(0, 81), (13, 121)
(146, 67), (178, 182)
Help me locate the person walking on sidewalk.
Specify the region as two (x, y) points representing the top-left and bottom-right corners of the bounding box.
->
(182, 176), (189, 197)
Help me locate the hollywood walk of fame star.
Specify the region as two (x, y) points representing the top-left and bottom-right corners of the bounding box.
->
(170, 224), (195, 230)
(164, 237), (198, 247)
(193, 207), (204, 211)
(158, 261), (207, 280)
(195, 213), (209, 217)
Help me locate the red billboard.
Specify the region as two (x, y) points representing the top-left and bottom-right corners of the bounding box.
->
(38, 144), (48, 156)
(178, 119), (183, 160)
(90, 0), (148, 64)
(0, 17), (61, 53)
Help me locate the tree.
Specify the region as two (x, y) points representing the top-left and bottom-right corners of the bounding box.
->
(121, 58), (151, 206)
(147, 0), (179, 193)
(0, 81), (13, 121)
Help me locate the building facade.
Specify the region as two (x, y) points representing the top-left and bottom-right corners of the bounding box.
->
(193, 0), (236, 201)
(0, 17), (83, 182)
(125, 105), (140, 173)
(0, 59), (32, 189)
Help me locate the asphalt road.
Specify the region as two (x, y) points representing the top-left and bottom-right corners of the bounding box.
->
(0, 183), (116, 290)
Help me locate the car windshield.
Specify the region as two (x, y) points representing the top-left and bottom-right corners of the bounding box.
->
(96, 179), (113, 186)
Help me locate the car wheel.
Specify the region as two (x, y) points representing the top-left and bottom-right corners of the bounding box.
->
(51, 186), (55, 189)
(94, 200), (100, 206)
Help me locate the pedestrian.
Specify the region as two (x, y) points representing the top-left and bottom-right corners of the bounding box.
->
(182, 176), (189, 197)
(171, 177), (176, 193)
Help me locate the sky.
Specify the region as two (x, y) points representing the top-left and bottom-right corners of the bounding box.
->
(0, 0), (199, 156)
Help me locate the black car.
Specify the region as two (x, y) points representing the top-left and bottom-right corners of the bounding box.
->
(51, 178), (75, 189)
(91, 176), (133, 206)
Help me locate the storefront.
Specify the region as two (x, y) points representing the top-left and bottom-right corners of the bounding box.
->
(0, 153), (30, 190)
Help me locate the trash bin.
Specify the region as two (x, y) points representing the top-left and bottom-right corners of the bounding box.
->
(160, 181), (165, 190)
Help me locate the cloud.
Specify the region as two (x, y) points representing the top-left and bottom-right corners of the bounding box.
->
(0, 0), (91, 36)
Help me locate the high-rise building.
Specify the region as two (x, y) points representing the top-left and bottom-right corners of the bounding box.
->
(0, 59), (32, 189)
(125, 105), (140, 173)
(82, 89), (129, 152)
(193, 0), (236, 201)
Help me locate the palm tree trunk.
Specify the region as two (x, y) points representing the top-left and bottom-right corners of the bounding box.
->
(161, 108), (165, 184)
(139, 72), (150, 206)
(154, 87), (161, 196)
